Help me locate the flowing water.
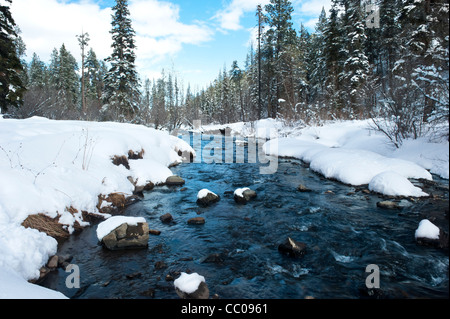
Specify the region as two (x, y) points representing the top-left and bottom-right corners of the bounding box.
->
(39, 133), (449, 299)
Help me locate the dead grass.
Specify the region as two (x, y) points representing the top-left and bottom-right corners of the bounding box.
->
(128, 149), (145, 160)
(111, 155), (130, 169)
(111, 149), (145, 170)
(22, 214), (69, 239)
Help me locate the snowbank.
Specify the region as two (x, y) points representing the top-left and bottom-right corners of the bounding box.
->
(0, 116), (194, 297)
(0, 267), (67, 299)
(262, 119), (447, 196)
(369, 171), (429, 197)
(96, 216), (147, 241)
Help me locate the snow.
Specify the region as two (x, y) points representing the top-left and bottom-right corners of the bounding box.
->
(415, 219), (440, 240)
(174, 272), (205, 294)
(234, 187), (250, 198)
(262, 119), (448, 196)
(0, 116), (194, 298)
(0, 223), (58, 280)
(0, 116), (447, 298)
(197, 188), (217, 199)
(368, 171), (429, 197)
(96, 216), (147, 241)
(0, 267), (67, 299)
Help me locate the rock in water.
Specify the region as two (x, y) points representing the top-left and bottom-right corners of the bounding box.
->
(234, 188), (257, 204)
(278, 237), (307, 258)
(376, 201), (401, 210)
(97, 216), (149, 250)
(415, 219), (449, 249)
(188, 217), (205, 225)
(166, 175), (185, 186)
(297, 184), (312, 192)
(174, 272), (209, 299)
(196, 189), (220, 207)
(160, 213), (173, 223)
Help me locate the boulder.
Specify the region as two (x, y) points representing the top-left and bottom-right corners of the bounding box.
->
(174, 272), (209, 299)
(234, 188), (257, 204)
(188, 217), (205, 225)
(415, 219), (449, 249)
(297, 184), (312, 192)
(97, 216), (149, 250)
(278, 237), (307, 258)
(166, 175), (185, 186)
(196, 189), (220, 207)
(160, 213), (173, 224)
(376, 201), (401, 210)
(149, 229), (161, 235)
(47, 255), (59, 269)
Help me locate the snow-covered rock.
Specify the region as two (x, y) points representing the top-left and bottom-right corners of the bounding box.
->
(414, 219), (448, 249)
(368, 171), (429, 197)
(174, 272), (209, 299)
(196, 189), (220, 206)
(96, 216), (149, 250)
(234, 187), (257, 204)
(415, 219), (440, 240)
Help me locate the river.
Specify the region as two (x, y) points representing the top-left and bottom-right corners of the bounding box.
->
(39, 133), (449, 299)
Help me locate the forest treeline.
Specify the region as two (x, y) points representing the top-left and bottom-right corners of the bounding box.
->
(1, 0), (448, 146)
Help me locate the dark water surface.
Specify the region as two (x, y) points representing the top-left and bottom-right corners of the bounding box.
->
(40, 134), (449, 299)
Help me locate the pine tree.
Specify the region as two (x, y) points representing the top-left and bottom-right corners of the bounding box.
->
(323, 0), (344, 116)
(307, 7), (327, 104)
(57, 44), (79, 106)
(151, 71), (167, 129)
(48, 44), (79, 111)
(28, 53), (47, 88)
(103, 0), (140, 121)
(230, 60), (245, 122)
(0, 0), (26, 112)
(339, 0), (371, 117)
(264, 0), (297, 119)
(85, 48), (106, 103)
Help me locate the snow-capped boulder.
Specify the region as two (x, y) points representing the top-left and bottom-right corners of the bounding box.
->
(174, 272), (209, 299)
(415, 219), (449, 249)
(196, 189), (220, 207)
(234, 187), (257, 204)
(96, 216), (149, 250)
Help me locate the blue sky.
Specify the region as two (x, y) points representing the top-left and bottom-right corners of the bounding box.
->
(10, 0), (331, 90)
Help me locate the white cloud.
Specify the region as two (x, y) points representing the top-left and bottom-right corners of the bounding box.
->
(11, 0), (213, 81)
(215, 0), (270, 31)
(295, 0), (331, 16)
(294, 0), (332, 30)
(11, 0), (112, 63)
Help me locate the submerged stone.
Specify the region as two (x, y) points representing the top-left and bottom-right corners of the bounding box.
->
(278, 237), (307, 258)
